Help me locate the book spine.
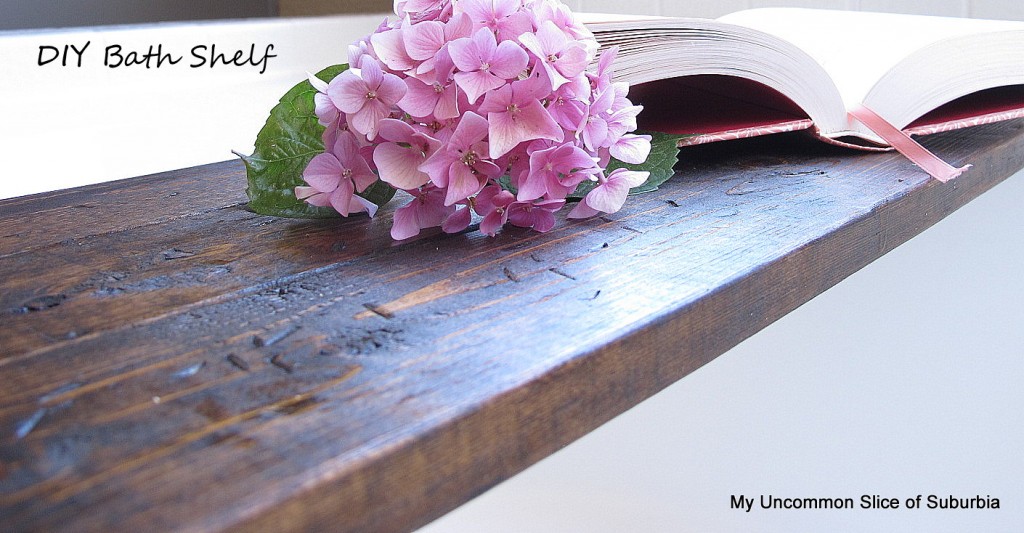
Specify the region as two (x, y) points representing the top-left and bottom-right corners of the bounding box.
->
(904, 107), (1024, 137)
(676, 119), (814, 147)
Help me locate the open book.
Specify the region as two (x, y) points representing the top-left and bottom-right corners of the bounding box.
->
(582, 8), (1024, 179)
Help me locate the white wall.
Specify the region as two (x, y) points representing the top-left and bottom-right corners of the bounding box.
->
(0, 0), (278, 30)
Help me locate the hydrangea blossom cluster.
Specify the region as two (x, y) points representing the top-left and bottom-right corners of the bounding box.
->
(297, 0), (652, 240)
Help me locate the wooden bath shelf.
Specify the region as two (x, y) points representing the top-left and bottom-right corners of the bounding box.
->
(2, 121), (1023, 532)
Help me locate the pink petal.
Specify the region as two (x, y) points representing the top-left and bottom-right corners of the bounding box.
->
(460, 0), (492, 23)
(487, 100), (563, 159)
(442, 205), (472, 233)
(369, 30), (414, 71)
(332, 131), (361, 163)
(348, 99), (390, 139)
(582, 117), (609, 151)
(488, 41), (528, 80)
(314, 92), (339, 127)
(399, 78), (442, 118)
(535, 20), (568, 55)
(434, 84), (460, 120)
(418, 153), (453, 188)
(444, 163), (483, 206)
(609, 134), (652, 164)
(374, 143), (430, 190)
(328, 71), (369, 114)
(479, 210), (507, 236)
(499, 11), (535, 40)
(377, 118), (415, 143)
(295, 185), (319, 201)
(350, 163), (378, 193)
(403, 20), (444, 60)
(448, 112), (489, 152)
(492, 189), (515, 208)
(454, 69), (502, 105)
(566, 200), (599, 219)
(303, 190), (333, 207)
(391, 202), (422, 240)
(303, 153), (342, 192)
(471, 158), (502, 180)
(448, 36), (482, 73)
(511, 72), (550, 105)
(507, 205), (534, 228)
(530, 209), (557, 232)
(516, 168), (549, 202)
(477, 84), (513, 115)
(376, 74), (408, 105)
(597, 46), (618, 77)
(591, 86), (616, 115)
(518, 31), (544, 59)
(554, 44), (589, 79)
(535, 198), (566, 210)
(473, 185), (501, 215)
(414, 195), (450, 229)
(294, 185), (316, 200)
(329, 179), (356, 216)
(485, 112), (520, 160)
(444, 12), (473, 40)
(470, 27), (497, 59)
(609, 168), (650, 188)
(553, 144), (598, 171)
(584, 180), (629, 214)
(491, 0), (519, 19)
(359, 58), (385, 89)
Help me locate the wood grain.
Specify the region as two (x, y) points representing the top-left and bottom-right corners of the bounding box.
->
(1, 121), (1023, 532)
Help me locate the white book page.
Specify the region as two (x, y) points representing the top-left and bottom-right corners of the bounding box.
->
(719, 8), (1024, 112)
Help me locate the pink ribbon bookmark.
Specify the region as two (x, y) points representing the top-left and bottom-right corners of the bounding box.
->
(849, 105), (970, 182)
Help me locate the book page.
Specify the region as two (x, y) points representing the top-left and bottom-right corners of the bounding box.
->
(719, 8), (1024, 111)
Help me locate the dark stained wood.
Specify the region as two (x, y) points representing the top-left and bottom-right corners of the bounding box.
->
(2, 120), (1023, 532)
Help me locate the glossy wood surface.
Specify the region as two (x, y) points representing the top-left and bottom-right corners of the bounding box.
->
(2, 121), (1022, 532)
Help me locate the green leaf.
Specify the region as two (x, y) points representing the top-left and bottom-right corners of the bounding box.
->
(238, 64), (395, 218)
(570, 131), (689, 198)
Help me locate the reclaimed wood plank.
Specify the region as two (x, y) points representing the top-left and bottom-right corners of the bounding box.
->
(1, 120), (1023, 532)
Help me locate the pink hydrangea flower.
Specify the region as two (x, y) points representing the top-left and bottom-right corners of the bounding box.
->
(459, 0), (534, 40)
(298, 0), (655, 238)
(508, 198), (564, 232)
(568, 168), (649, 219)
(518, 141), (598, 201)
(519, 20), (589, 90)
(328, 58), (406, 139)
(578, 86), (616, 152)
(419, 111), (501, 206)
(401, 12), (472, 78)
(478, 73), (563, 159)
(297, 132), (379, 216)
(474, 185), (516, 236)
(398, 51), (460, 120)
(307, 74), (338, 128)
(441, 198), (474, 233)
(535, 0), (592, 40)
(449, 27), (528, 104)
(370, 26), (416, 72)
(391, 185), (453, 240)
(372, 118), (441, 190)
(608, 133), (653, 165)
